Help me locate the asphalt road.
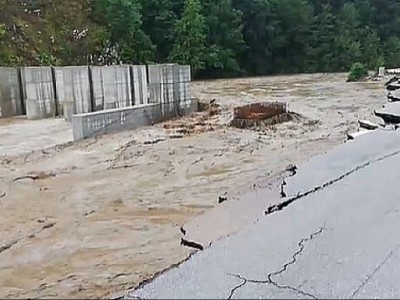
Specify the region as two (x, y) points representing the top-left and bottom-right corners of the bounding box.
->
(124, 130), (400, 299)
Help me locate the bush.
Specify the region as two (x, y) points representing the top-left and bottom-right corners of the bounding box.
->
(347, 62), (368, 82)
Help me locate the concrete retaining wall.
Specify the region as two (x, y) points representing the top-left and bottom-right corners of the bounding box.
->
(72, 99), (198, 141)
(54, 66), (91, 120)
(90, 65), (132, 111)
(0, 64), (191, 122)
(21, 67), (57, 120)
(0, 67), (23, 118)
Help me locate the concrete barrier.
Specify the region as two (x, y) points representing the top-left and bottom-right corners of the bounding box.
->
(54, 66), (91, 120)
(90, 65), (132, 111)
(21, 67), (56, 120)
(131, 65), (148, 105)
(0, 67), (23, 118)
(72, 99), (198, 141)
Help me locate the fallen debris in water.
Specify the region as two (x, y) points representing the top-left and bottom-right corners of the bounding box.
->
(218, 195), (228, 204)
(143, 138), (165, 145)
(169, 133), (184, 139)
(13, 171), (56, 183)
(285, 164), (298, 176)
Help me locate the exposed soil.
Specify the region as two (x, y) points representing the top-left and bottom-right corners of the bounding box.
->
(0, 73), (387, 299)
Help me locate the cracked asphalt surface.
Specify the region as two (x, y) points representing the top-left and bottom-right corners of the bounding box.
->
(124, 129), (400, 299)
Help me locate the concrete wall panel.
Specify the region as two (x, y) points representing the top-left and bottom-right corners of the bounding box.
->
(90, 66), (132, 111)
(180, 65), (191, 108)
(21, 67), (56, 120)
(90, 66), (105, 111)
(54, 66), (91, 119)
(162, 64), (175, 116)
(0, 67), (22, 118)
(148, 64), (163, 104)
(131, 65), (148, 105)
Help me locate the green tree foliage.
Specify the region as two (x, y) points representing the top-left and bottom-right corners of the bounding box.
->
(1, 0), (400, 78)
(168, 0), (207, 74)
(140, 0), (177, 62)
(308, 4), (337, 72)
(201, 0), (245, 77)
(98, 0), (154, 64)
(269, 0), (313, 74)
(347, 62), (368, 82)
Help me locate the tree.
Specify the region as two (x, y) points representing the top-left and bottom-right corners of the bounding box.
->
(360, 28), (383, 70)
(200, 0), (244, 77)
(269, 0), (312, 73)
(2, 0), (400, 77)
(331, 3), (362, 71)
(92, 0), (154, 64)
(140, 0), (177, 62)
(384, 37), (400, 68)
(347, 62), (368, 82)
(234, 0), (276, 75)
(308, 4), (337, 72)
(168, 0), (207, 74)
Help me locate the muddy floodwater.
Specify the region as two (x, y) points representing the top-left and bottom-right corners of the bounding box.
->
(0, 73), (386, 298)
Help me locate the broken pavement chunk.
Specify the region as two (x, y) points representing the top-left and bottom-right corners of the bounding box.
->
(386, 81), (400, 91)
(347, 130), (372, 140)
(358, 120), (380, 130)
(375, 102), (400, 124)
(388, 89), (400, 102)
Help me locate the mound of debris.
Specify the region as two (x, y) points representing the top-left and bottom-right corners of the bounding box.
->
(162, 99), (222, 137)
(230, 102), (300, 130)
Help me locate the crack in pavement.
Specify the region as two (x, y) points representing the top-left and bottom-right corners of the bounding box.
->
(227, 228), (324, 299)
(266, 148), (400, 215)
(269, 228), (324, 279)
(350, 243), (400, 299)
(227, 275), (247, 300)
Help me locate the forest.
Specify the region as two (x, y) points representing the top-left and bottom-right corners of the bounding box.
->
(1, 0), (400, 78)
